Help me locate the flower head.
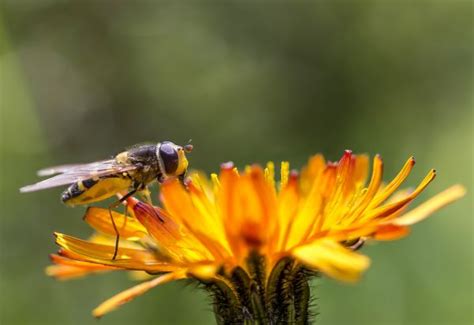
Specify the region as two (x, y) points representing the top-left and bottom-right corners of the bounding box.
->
(48, 151), (465, 321)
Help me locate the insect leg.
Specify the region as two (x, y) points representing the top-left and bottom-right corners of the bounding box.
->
(121, 200), (129, 236)
(109, 188), (138, 260)
(138, 186), (165, 222)
(138, 186), (153, 205)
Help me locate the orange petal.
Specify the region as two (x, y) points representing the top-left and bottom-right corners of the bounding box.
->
(300, 154), (325, 194)
(373, 224), (410, 240)
(161, 179), (204, 228)
(248, 166), (279, 249)
(292, 238), (370, 282)
(130, 200), (181, 244)
(46, 255), (118, 280)
(164, 178), (220, 231)
(46, 265), (90, 280)
(131, 199), (215, 262)
(84, 207), (148, 240)
(353, 154), (370, 186)
(219, 166), (278, 258)
(309, 163), (338, 227)
(338, 150), (357, 197)
(276, 172), (300, 250)
(392, 184), (466, 226)
(188, 181), (232, 255)
(160, 180), (229, 259)
(93, 271), (186, 318)
(325, 224), (379, 242)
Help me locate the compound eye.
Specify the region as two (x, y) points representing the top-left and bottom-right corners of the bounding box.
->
(159, 143), (178, 174)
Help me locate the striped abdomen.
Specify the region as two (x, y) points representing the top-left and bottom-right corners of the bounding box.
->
(61, 177), (132, 206)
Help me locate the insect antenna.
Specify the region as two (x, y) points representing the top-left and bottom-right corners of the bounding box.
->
(184, 139), (193, 153)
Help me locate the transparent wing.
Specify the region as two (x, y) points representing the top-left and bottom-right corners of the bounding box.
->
(37, 160), (112, 176)
(20, 159), (137, 193)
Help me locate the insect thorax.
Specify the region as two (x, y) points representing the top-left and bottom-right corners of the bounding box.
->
(122, 144), (162, 185)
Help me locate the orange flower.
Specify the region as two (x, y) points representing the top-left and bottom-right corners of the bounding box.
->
(47, 151), (465, 322)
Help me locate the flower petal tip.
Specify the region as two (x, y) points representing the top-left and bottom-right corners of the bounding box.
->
(220, 161), (234, 170)
(392, 184), (466, 226)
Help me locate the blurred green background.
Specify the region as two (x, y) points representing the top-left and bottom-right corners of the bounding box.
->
(1, 1), (472, 324)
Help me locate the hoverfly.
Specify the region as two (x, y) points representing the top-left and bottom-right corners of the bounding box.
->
(20, 141), (193, 258)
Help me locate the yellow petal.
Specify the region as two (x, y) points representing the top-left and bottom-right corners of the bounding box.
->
(93, 271), (186, 318)
(127, 271), (154, 281)
(187, 264), (219, 280)
(318, 151), (358, 230)
(49, 253), (119, 269)
(348, 155), (384, 221)
(392, 184), (466, 226)
(361, 169), (436, 222)
(55, 233), (179, 272)
(86, 232), (146, 250)
(280, 161), (290, 189)
(369, 156), (416, 209)
(292, 238), (370, 282)
(264, 161), (276, 189)
(285, 159), (327, 248)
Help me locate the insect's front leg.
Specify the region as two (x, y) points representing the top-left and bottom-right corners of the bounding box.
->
(138, 183), (164, 223)
(109, 188), (138, 260)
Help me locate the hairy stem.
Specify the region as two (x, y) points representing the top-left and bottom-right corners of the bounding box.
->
(204, 254), (315, 324)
